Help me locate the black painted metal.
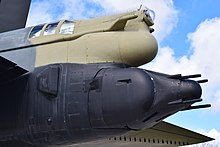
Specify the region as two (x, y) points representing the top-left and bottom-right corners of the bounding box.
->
(0, 0), (31, 33)
(0, 56), (28, 84)
(0, 63), (203, 146)
(182, 104), (211, 111)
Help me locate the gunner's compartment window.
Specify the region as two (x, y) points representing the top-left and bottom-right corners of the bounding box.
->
(59, 20), (75, 34)
(29, 25), (44, 38)
(44, 22), (59, 36)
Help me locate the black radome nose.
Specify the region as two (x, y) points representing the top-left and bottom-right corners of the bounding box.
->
(180, 80), (202, 100)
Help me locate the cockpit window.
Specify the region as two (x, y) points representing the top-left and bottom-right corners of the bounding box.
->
(44, 22), (59, 36)
(59, 21), (75, 34)
(144, 8), (155, 23)
(29, 25), (44, 38)
(29, 20), (75, 38)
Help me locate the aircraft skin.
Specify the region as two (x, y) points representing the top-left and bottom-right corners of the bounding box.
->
(0, 10), (158, 70)
(0, 0), (213, 147)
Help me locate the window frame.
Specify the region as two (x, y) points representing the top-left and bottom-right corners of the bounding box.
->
(29, 24), (45, 39)
(29, 20), (75, 39)
(43, 22), (59, 36)
(58, 20), (75, 35)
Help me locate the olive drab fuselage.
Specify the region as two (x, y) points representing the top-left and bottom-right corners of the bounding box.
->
(0, 9), (158, 70)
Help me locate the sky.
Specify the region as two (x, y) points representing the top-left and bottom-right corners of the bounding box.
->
(27, 0), (220, 146)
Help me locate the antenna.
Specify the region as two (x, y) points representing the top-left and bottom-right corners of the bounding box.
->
(138, 4), (143, 11)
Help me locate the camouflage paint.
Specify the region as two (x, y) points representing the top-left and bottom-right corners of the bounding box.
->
(0, 9), (158, 70)
(31, 10), (158, 67)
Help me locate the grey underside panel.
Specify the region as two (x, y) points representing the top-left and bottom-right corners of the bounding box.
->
(0, 47), (36, 71)
(0, 27), (35, 71)
(0, 27), (33, 51)
(0, 0), (31, 33)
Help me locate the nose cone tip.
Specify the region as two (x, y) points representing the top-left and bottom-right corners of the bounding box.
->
(181, 80), (202, 100)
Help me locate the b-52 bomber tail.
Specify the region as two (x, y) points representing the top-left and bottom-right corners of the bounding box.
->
(0, 0), (213, 146)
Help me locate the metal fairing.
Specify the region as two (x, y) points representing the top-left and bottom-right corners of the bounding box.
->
(19, 63), (155, 146)
(0, 63), (204, 147)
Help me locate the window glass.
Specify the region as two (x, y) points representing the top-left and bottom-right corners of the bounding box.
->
(29, 25), (44, 38)
(59, 21), (75, 34)
(44, 22), (59, 36)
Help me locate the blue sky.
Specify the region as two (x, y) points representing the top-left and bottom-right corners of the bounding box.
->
(157, 0), (220, 117)
(162, 0), (220, 57)
(154, 0), (220, 130)
(27, 0), (220, 145)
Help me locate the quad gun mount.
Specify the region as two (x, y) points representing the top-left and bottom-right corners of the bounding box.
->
(0, 63), (210, 146)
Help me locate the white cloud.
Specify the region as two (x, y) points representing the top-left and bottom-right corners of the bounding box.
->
(26, 0), (104, 26)
(207, 129), (220, 139)
(26, 1), (53, 26)
(92, 0), (178, 42)
(203, 129), (220, 146)
(142, 46), (199, 74)
(27, 0), (178, 42)
(186, 129), (220, 147)
(212, 91), (220, 113)
(145, 17), (220, 113)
